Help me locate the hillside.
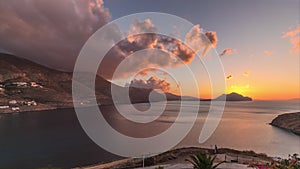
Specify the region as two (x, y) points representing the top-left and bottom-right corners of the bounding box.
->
(0, 53), (181, 113)
(270, 112), (300, 136)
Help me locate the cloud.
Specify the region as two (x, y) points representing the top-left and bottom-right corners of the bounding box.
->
(0, 0), (111, 70)
(99, 20), (219, 79)
(0, 2), (219, 80)
(220, 48), (236, 57)
(226, 75), (233, 80)
(138, 68), (158, 76)
(99, 36), (177, 79)
(184, 25), (218, 57)
(243, 71), (250, 77)
(129, 76), (171, 92)
(264, 50), (273, 56)
(282, 25), (300, 37)
(282, 25), (300, 54)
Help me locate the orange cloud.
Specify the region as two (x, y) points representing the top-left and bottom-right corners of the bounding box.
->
(185, 25), (218, 57)
(138, 68), (158, 76)
(282, 25), (300, 37)
(226, 75), (233, 80)
(129, 76), (171, 92)
(100, 20), (221, 79)
(100, 19), (200, 79)
(205, 32), (218, 47)
(220, 48), (237, 56)
(243, 71), (250, 77)
(282, 25), (300, 54)
(264, 50), (273, 56)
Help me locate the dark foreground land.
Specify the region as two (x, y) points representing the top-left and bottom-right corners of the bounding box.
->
(75, 147), (273, 169)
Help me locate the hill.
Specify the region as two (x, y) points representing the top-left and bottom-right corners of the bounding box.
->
(214, 92), (252, 101)
(270, 112), (300, 136)
(0, 53), (181, 113)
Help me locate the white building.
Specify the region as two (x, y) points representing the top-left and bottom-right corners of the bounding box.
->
(27, 101), (37, 106)
(9, 100), (17, 104)
(30, 82), (43, 88)
(0, 106), (9, 109)
(11, 107), (20, 111)
(12, 82), (28, 87)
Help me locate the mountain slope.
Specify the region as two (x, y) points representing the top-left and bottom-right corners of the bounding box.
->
(0, 53), (183, 113)
(0, 54), (74, 110)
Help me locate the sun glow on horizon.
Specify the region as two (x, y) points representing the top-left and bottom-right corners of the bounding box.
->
(226, 84), (251, 97)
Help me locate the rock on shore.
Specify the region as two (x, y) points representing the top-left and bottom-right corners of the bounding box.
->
(271, 112), (300, 136)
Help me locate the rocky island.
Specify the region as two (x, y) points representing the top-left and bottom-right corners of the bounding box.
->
(270, 112), (300, 136)
(215, 92), (252, 101)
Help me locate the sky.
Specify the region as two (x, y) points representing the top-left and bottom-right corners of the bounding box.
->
(0, 0), (299, 100)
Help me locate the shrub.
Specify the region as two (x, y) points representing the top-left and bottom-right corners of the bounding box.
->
(186, 152), (225, 169)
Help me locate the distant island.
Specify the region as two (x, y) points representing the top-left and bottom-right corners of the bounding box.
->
(0, 53), (252, 113)
(270, 112), (300, 136)
(214, 92), (252, 101)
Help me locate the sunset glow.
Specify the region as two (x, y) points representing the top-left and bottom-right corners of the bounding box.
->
(0, 0), (299, 100)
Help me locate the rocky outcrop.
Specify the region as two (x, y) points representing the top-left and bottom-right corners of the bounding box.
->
(271, 112), (300, 136)
(215, 92), (252, 101)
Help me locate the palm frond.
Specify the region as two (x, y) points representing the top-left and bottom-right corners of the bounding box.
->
(186, 152), (223, 169)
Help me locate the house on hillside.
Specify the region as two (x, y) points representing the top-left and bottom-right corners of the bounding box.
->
(9, 100), (17, 104)
(26, 101), (37, 106)
(11, 107), (20, 111)
(12, 82), (28, 87)
(0, 105), (9, 109)
(30, 82), (43, 88)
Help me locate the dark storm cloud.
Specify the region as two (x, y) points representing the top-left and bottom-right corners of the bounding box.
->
(0, 0), (111, 70)
(0, 2), (219, 80)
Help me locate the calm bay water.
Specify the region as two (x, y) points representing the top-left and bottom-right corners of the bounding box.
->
(0, 100), (299, 169)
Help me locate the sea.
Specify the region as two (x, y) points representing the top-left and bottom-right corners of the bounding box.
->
(0, 100), (299, 169)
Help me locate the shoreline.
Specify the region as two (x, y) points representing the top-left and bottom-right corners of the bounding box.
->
(1, 103), (299, 168)
(270, 112), (300, 136)
(73, 147), (274, 169)
(0, 99), (259, 114)
(2, 99), (299, 114)
(0, 105), (74, 114)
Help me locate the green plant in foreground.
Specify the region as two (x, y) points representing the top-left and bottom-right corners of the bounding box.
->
(186, 152), (225, 169)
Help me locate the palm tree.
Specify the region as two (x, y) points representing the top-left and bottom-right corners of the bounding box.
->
(186, 152), (225, 169)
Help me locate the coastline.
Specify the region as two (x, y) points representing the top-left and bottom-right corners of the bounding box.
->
(1, 102), (299, 168)
(270, 112), (300, 136)
(0, 104), (74, 114)
(0, 92), (255, 114)
(73, 147), (274, 169)
(0, 99), (255, 114)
